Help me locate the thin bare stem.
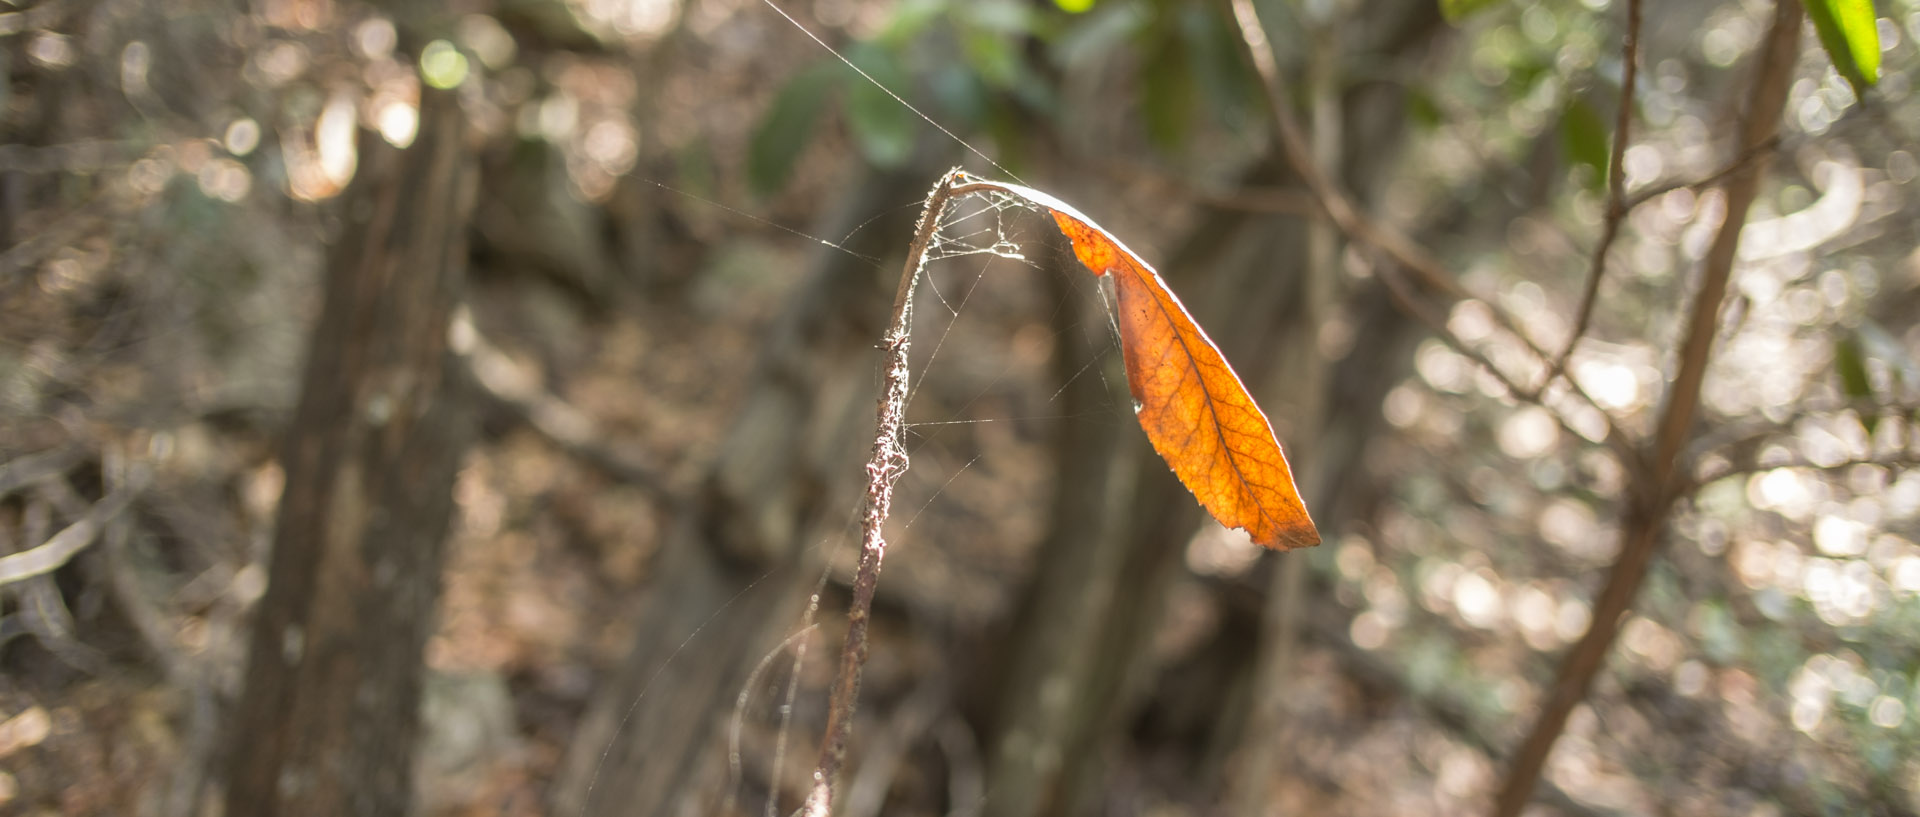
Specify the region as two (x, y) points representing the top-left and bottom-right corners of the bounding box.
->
(1491, 2), (1803, 814)
(1687, 453), (1920, 493)
(801, 169), (965, 817)
(1226, 0), (1628, 454)
(1226, 8), (1339, 809)
(1622, 135), (1782, 212)
(0, 469), (146, 586)
(1549, 0), (1643, 384)
(720, 625), (816, 816)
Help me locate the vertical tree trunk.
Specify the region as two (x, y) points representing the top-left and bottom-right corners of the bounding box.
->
(224, 89), (478, 817)
(980, 5), (1449, 812)
(1492, 3), (1802, 812)
(980, 175), (1309, 817)
(978, 255), (1139, 817)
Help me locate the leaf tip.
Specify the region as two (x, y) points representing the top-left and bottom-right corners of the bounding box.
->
(1253, 519), (1322, 551)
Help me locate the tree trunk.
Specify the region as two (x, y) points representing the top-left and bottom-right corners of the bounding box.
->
(979, 4), (1451, 812)
(224, 89), (478, 817)
(979, 167), (1310, 816)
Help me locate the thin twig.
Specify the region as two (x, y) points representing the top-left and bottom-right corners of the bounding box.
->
(1548, 0), (1643, 384)
(1226, 7), (1339, 809)
(722, 625), (817, 816)
(1225, 0), (1628, 455)
(801, 169), (964, 817)
(1686, 399), (1914, 470)
(454, 309), (673, 495)
(1095, 157), (1318, 216)
(1686, 453), (1920, 492)
(0, 446), (83, 499)
(0, 468), (147, 586)
(934, 715), (984, 817)
(1492, 2), (1803, 814)
(1622, 135), (1782, 213)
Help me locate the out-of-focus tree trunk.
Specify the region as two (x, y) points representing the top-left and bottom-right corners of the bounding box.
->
(977, 244), (1140, 816)
(981, 3), (1449, 813)
(549, 166), (931, 817)
(979, 167), (1312, 816)
(1221, 2), (1450, 807)
(224, 89), (477, 817)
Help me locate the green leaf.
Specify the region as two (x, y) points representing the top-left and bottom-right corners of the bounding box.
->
(1835, 332), (1877, 433)
(1406, 87), (1444, 130)
(1805, 0), (1880, 93)
(1180, 4), (1256, 131)
(929, 64), (990, 128)
(1440, 0), (1504, 24)
(876, 0), (946, 47)
(960, 27), (1025, 89)
(844, 43), (917, 168)
(747, 62), (837, 195)
(1137, 9), (1195, 151)
(1560, 96), (1609, 192)
(1055, 2), (1147, 74)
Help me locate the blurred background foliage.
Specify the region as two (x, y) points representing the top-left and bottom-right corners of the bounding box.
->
(0, 0), (1917, 815)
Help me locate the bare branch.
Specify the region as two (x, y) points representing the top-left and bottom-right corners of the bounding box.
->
(1493, 2), (1804, 814)
(1549, 0), (1644, 384)
(1689, 453), (1920, 492)
(455, 309), (674, 495)
(1685, 401), (1914, 474)
(801, 169), (963, 817)
(1374, 252), (1613, 453)
(0, 468), (148, 587)
(1225, 0), (1629, 454)
(1622, 135), (1783, 213)
(0, 446), (83, 499)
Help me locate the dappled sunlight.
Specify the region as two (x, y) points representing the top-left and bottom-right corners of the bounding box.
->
(1359, 1), (1920, 810)
(2, 0), (1917, 814)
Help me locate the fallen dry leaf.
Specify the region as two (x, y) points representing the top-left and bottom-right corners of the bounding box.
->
(960, 177), (1320, 550)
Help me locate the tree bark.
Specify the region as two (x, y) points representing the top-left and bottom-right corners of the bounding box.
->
(224, 89), (478, 817)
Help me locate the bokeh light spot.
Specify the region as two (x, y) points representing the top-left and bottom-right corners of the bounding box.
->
(421, 40), (470, 90)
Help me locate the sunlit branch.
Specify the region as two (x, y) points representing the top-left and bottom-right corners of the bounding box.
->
(1494, 1), (1804, 813)
(1226, 0), (1629, 455)
(1622, 135), (1784, 212)
(802, 169), (963, 817)
(1687, 453), (1920, 494)
(1373, 249), (1631, 464)
(1548, 0), (1643, 386)
(0, 470), (148, 587)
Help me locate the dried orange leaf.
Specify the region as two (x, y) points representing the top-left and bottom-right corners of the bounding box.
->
(973, 179), (1319, 549)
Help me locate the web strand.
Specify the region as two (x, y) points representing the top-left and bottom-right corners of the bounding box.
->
(632, 176), (884, 267)
(757, 0), (1029, 186)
